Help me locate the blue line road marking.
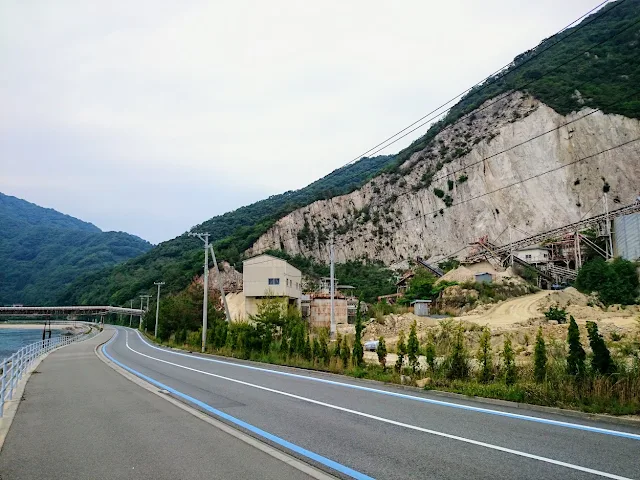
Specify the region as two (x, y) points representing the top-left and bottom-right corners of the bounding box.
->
(103, 331), (374, 480)
(133, 329), (640, 441)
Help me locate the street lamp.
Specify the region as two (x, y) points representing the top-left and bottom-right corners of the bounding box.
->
(188, 232), (209, 353)
(154, 281), (165, 338)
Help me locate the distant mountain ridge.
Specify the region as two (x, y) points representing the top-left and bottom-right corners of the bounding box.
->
(58, 154), (395, 306)
(0, 192), (152, 305)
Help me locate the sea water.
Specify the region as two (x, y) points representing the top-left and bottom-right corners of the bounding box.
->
(0, 328), (49, 360)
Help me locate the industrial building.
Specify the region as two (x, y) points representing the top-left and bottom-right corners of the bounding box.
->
(614, 213), (640, 261)
(242, 254), (302, 317)
(514, 247), (550, 264)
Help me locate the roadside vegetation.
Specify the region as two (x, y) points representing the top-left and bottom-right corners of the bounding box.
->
(132, 283), (640, 416)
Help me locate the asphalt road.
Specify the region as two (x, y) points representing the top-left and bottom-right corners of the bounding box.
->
(97, 326), (640, 480)
(0, 330), (319, 480)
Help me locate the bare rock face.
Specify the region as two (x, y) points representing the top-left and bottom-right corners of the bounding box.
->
(247, 92), (640, 265)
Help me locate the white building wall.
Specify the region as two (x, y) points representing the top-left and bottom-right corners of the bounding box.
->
(243, 255), (302, 299)
(514, 248), (550, 264)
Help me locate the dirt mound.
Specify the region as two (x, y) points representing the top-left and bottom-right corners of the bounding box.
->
(439, 261), (525, 285)
(538, 287), (590, 308)
(363, 313), (438, 342)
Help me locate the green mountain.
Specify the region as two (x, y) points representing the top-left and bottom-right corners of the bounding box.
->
(60, 0), (640, 306)
(58, 155), (395, 305)
(0, 192), (152, 305)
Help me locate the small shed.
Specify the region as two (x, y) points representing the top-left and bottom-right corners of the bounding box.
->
(410, 300), (432, 317)
(475, 272), (493, 284)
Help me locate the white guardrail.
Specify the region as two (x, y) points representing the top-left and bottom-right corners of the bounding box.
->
(0, 328), (95, 417)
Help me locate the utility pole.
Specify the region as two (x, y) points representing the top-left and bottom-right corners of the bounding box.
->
(329, 234), (336, 338)
(189, 232), (210, 353)
(603, 192), (614, 258)
(508, 225), (514, 267)
(139, 297), (144, 330)
(154, 281), (165, 338)
(139, 295), (151, 330)
(209, 245), (231, 323)
(129, 300), (133, 327)
(574, 230), (582, 269)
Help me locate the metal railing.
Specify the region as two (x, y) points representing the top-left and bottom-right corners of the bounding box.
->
(0, 330), (92, 417)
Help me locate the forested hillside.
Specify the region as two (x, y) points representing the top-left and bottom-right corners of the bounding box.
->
(59, 155), (395, 305)
(0, 193), (152, 305)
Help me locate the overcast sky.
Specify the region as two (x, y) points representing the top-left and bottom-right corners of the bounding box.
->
(1, 0), (603, 244)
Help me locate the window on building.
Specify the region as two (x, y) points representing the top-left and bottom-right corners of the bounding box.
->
(268, 278), (280, 285)
(525, 254), (532, 260)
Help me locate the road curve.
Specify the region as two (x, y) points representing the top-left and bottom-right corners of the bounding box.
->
(103, 326), (640, 480)
(0, 330), (322, 480)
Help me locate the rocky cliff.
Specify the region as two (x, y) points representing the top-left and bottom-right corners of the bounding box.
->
(247, 92), (640, 265)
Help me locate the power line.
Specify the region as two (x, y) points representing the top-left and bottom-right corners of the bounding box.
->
(384, 85), (640, 203)
(363, 15), (640, 161)
(397, 137), (640, 227)
(250, 136), (639, 259)
(310, 4), (637, 200)
(346, 0), (620, 165)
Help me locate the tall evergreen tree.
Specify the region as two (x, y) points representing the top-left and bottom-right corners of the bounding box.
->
(352, 300), (364, 367)
(477, 327), (493, 383)
(586, 321), (615, 375)
(425, 333), (436, 373)
(333, 333), (342, 359)
(533, 326), (547, 383)
(395, 330), (407, 373)
(340, 335), (351, 369)
(407, 321), (420, 372)
(445, 326), (469, 380)
(502, 337), (517, 386)
(376, 336), (387, 371)
(567, 316), (586, 376)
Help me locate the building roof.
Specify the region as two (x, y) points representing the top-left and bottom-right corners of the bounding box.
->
(242, 253), (284, 264)
(410, 300), (432, 304)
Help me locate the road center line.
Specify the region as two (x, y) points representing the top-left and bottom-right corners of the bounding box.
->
(121, 330), (634, 480)
(133, 329), (640, 441)
(103, 330), (372, 480)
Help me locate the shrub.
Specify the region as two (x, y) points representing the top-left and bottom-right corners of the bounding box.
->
(567, 316), (586, 376)
(544, 305), (567, 324)
(533, 327), (547, 383)
(443, 195), (453, 207)
(586, 321), (615, 375)
(447, 179), (454, 191)
(457, 175), (468, 184)
(433, 188), (445, 198)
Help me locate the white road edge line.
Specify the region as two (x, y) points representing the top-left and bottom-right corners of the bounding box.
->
(133, 329), (640, 442)
(121, 330), (634, 480)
